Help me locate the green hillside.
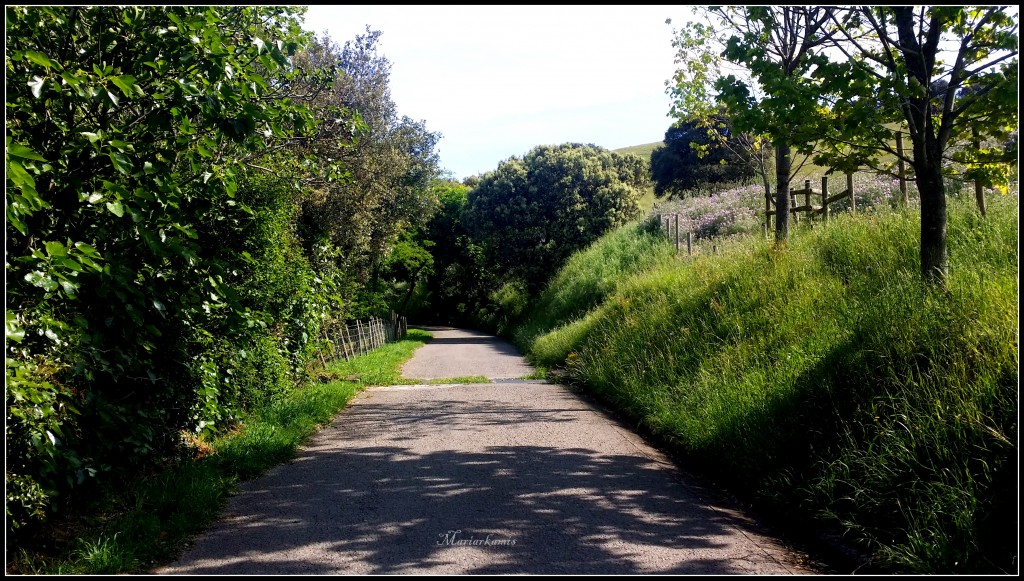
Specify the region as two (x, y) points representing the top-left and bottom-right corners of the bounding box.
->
(506, 190), (1019, 574)
(613, 141), (663, 159)
(613, 142), (663, 213)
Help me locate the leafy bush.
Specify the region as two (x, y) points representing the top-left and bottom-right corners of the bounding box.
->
(465, 143), (648, 292)
(4, 6), (334, 534)
(650, 119), (755, 198)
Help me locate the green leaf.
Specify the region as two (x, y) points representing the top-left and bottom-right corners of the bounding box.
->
(6, 160), (36, 188)
(76, 254), (102, 272)
(74, 242), (102, 258)
(7, 213), (28, 236)
(110, 74), (141, 98)
(27, 76), (45, 98)
(44, 241), (67, 257)
(25, 271), (58, 292)
(7, 142), (47, 161)
(106, 201), (125, 217)
(54, 256), (84, 273)
(59, 279), (79, 296)
(109, 152), (132, 175)
(5, 311), (25, 343)
(24, 50), (57, 71)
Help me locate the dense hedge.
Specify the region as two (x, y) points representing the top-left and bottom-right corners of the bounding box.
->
(5, 6), (443, 539)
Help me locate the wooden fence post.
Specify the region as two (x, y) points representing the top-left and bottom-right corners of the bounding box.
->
(356, 320), (365, 355)
(665, 215), (671, 242)
(687, 231), (692, 257)
(764, 184), (772, 231)
(972, 128), (987, 218)
(896, 131), (908, 205)
(674, 214), (680, 254)
(821, 175), (829, 222)
(790, 186), (799, 224)
(804, 179), (812, 216)
(847, 172), (856, 213)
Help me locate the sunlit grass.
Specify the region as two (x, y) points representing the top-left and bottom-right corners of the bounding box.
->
(513, 191), (1018, 573)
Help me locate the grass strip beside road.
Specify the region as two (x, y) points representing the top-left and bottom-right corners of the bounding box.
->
(11, 329), (432, 575)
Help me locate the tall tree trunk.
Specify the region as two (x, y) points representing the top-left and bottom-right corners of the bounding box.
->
(397, 277), (419, 317)
(774, 142), (791, 243)
(916, 157), (948, 284)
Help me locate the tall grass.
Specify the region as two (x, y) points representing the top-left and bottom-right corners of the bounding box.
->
(514, 189), (1017, 573)
(512, 219), (676, 362)
(7, 330), (432, 574)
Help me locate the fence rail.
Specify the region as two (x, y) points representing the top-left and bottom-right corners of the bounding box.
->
(764, 173), (857, 230)
(657, 129), (994, 251)
(656, 174), (858, 256)
(315, 312), (408, 365)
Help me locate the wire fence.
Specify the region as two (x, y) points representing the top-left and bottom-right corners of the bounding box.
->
(315, 312), (408, 366)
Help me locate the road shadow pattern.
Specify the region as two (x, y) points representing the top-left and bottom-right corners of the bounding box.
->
(162, 385), (799, 574)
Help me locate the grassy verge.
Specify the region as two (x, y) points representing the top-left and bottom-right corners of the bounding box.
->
(7, 329), (432, 574)
(511, 191), (1018, 573)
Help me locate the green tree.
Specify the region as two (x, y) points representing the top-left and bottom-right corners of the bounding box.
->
(464, 143), (647, 292)
(818, 6), (1019, 283)
(419, 180), (493, 325)
(378, 231), (435, 318)
(666, 19), (775, 200)
(5, 5), (338, 531)
(650, 117), (755, 198)
(667, 7), (844, 243)
(291, 27), (442, 317)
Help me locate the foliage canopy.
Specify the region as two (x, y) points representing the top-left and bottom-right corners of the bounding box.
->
(464, 143), (648, 291)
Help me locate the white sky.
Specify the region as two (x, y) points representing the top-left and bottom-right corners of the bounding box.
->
(301, 5), (691, 180)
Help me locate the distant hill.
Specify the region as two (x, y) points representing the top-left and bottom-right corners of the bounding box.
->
(613, 141), (664, 159)
(612, 142), (664, 213)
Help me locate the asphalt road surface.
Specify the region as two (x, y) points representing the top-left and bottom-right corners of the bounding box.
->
(158, 327), (815, 574)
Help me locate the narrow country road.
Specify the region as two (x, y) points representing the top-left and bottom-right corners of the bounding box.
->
(157, 326), (816, 574)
